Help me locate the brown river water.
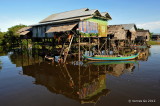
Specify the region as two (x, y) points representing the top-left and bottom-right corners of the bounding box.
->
(0, 45), (160, 106)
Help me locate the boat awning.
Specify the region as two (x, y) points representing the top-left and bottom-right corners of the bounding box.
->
(46, 23), (77, 33)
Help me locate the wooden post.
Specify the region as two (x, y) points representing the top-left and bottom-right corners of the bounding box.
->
(89, 65), (90, 80)
(98, 37), (100, 55)
(78, 62), (81, 95)
(78, 35), (81, 62)
(21, 39), (22, 53)
(118, 40), (119, 55)
(27, 39), (28, 49)
(105, 38), (107, 55)
(89, 37), (91, 56)
(108, 39), (110, 55)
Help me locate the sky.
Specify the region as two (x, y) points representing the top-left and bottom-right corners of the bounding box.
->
(0, 0), (160, 33)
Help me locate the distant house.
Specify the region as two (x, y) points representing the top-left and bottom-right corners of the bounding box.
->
(17, 27), (32, 39)
(136, 30), (150, 41)
(121, 24), (137, 40)
(152, 33), (160, 40)
(107, 25), (126, 40)
(29, 8), (112, 38)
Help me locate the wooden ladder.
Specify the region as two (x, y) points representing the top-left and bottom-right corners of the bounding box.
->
(63, 35), (74, 63)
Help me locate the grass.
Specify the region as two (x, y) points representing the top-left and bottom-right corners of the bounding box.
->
(147, 41), (160, 45)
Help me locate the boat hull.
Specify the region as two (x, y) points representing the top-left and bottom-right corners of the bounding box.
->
(83, 53), (139, 61)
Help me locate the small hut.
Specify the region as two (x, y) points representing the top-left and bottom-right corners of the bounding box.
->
(136, 30), (150, 41)
(17, 27), (32, 39)
(107, 25), (126, 40)
(121, 24), (137, 41)
(152, 33), (160, 40)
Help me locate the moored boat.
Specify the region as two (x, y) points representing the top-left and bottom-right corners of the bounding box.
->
(83, 53), (139, 61)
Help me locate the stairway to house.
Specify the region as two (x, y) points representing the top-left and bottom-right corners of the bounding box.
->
(59, 35), (74, 62)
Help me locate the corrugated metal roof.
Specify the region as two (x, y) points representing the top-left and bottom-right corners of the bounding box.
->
(31, 16), (96, 27)
(46, 23), (77, 33)
(39, 8), (112, 24)
(40, 8), (96, 23)
(101, 12), (112, 20)
(121, 24), (137, 30)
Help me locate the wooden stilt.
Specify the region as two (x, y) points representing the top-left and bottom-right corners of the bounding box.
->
(78, 35), (80, 62)
(27, 39), (28, 49)
(105, 38), (107, 55)
(98, 37), (100, 54)
(89, 37), (91, 56)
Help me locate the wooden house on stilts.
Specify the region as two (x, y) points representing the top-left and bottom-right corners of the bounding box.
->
(29, 8), (112, 62)
(136, 30), (150, 42)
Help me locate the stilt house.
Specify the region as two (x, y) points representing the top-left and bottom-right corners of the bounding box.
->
(136, 30), (150, 41)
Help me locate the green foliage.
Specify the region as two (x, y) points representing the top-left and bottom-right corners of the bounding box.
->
(8, 24), (27, 37)
(147, 41), (160, 45)
(137, 28), (144, 30)
(0, 31), (5, 39)
(0, 24), (27, 50)
(150, 32), (153, 40)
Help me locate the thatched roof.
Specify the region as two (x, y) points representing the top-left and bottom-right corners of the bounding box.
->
(31, 8), (111, 26)
(136, 30), (150, 37)
(17, 27), (32, 35)
(108, 25), (124, 34)
(18, 27), (32, 33)
(46, 23), (77, 33)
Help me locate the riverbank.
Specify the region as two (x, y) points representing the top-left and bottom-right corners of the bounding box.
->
(147, 41), (160, 45)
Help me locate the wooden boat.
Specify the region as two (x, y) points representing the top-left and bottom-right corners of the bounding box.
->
(44, 55), (54, 61)
(131, 45), (147, 48)
(83, 53), (139, 61)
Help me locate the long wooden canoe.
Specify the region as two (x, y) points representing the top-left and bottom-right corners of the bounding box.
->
(83, 53), (139, 61)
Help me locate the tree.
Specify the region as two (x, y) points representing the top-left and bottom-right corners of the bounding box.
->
(0, 24), (27, 49)
(7, 24), (27, 37)
(150, 32), (153, 40)
(137, 28), (144, 30)
(0, 31), (4, 39)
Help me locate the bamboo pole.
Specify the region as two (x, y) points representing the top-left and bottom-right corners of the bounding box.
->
(98, 37), (100, 55)
(105, 38), (107, 55)
(78, 35), (81, 62)
(89, 37), (91, 56)
(78, 62), (81, 98)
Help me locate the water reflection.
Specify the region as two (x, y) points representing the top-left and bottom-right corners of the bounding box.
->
(9, 52), (43, 67)
(7, 48), (150, 104)
(85, 61), (136, 77)
(22, 62), (110, 104)
(138, 48), (150, 61)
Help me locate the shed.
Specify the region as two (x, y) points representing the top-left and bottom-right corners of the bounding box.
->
(152, 33), (160, 40)
(107, 25), (126, 40)
(17, 26), (32, 39)
(136, 30), (150, 41)
(121, 24), (137, 40)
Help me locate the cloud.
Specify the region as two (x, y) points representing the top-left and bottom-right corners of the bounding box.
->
(0, 17), (37, 32)
(137, 21), (160, 32)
